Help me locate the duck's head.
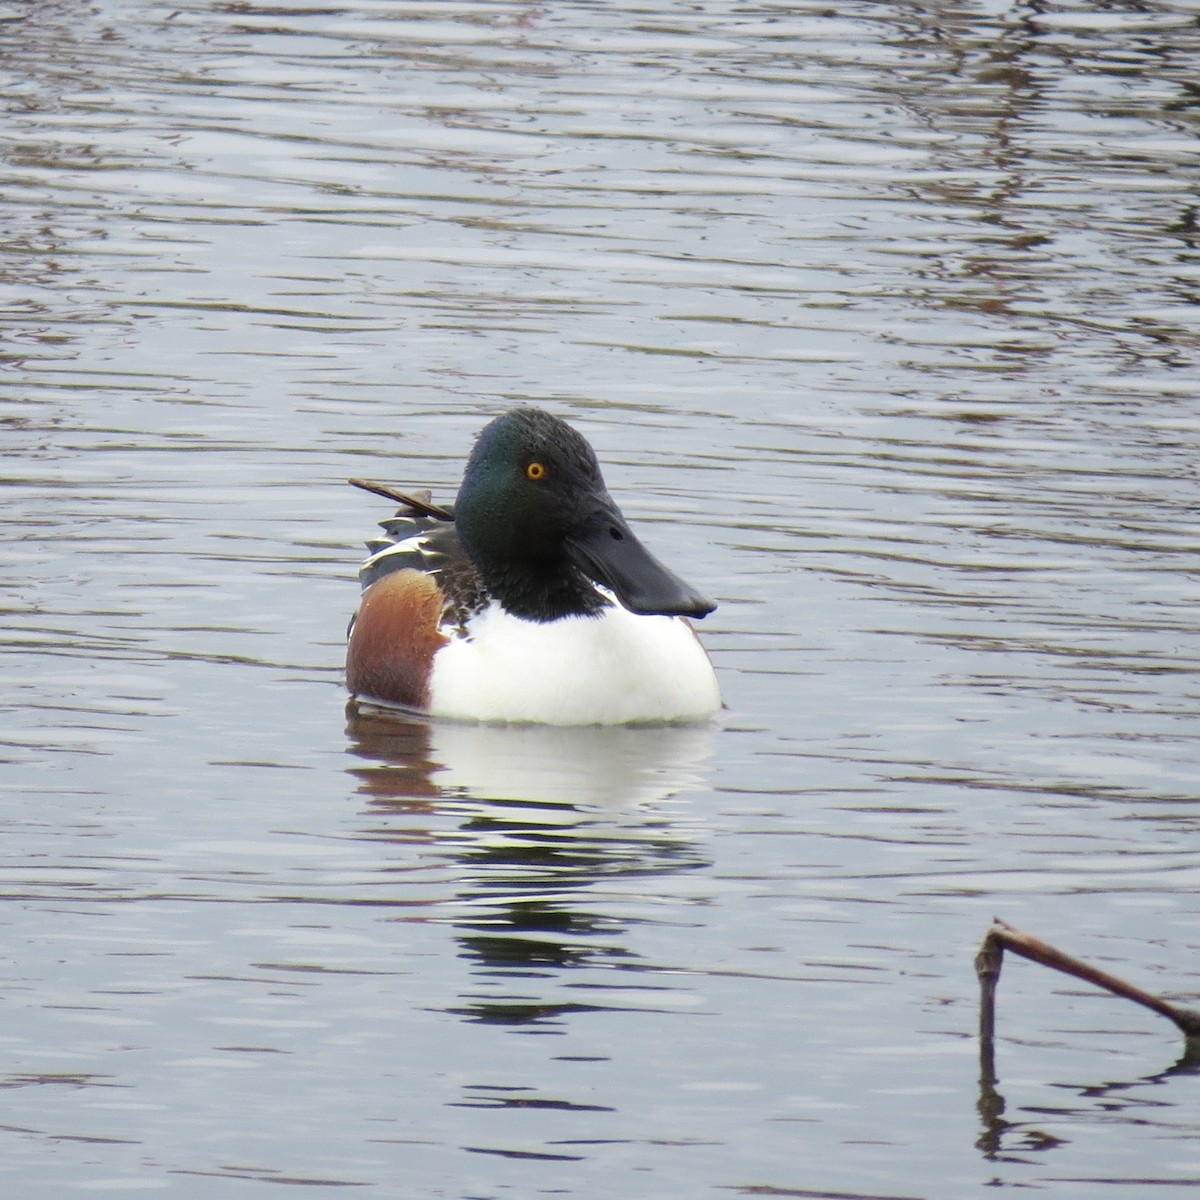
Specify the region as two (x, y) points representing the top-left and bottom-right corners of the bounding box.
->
(454, 407), (715, 624)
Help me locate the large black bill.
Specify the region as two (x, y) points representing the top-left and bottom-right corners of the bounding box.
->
(564, 502), (716, 618)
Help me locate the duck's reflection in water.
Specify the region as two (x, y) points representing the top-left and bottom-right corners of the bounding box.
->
(346, 705), (716, 806)
(345, 707), (716, 1026)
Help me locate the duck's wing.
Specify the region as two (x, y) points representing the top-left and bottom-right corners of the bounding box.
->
(351, 485), (487, 634)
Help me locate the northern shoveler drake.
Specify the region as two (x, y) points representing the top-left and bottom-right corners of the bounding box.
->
(345, 407), (721, 725)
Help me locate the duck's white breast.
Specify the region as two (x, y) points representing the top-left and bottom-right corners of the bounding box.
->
(428, 602), (720, 726)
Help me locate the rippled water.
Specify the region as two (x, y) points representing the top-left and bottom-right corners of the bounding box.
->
(4, 1), (1200, 1196)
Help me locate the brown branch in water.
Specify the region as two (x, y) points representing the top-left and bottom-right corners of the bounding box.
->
(976, 917), (1200, 1044)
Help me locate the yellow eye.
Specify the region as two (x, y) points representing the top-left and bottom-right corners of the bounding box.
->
(526, 461), (546, 481)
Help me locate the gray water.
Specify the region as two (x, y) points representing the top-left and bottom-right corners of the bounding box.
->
(4, 1), (1200, 1196)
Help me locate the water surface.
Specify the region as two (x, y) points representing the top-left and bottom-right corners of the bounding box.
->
(3, 2), (1200, 1196)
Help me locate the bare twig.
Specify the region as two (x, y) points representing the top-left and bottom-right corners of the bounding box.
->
(976, 917), (1200, 1046)
(348, 478), (454, 521)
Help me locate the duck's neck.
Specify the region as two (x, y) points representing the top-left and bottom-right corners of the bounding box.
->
(485, 559), (610, 623)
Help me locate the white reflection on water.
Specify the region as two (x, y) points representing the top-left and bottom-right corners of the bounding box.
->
(350, 708), (715, 806)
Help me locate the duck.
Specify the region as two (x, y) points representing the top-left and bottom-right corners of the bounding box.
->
(345, 407), (721, 725)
